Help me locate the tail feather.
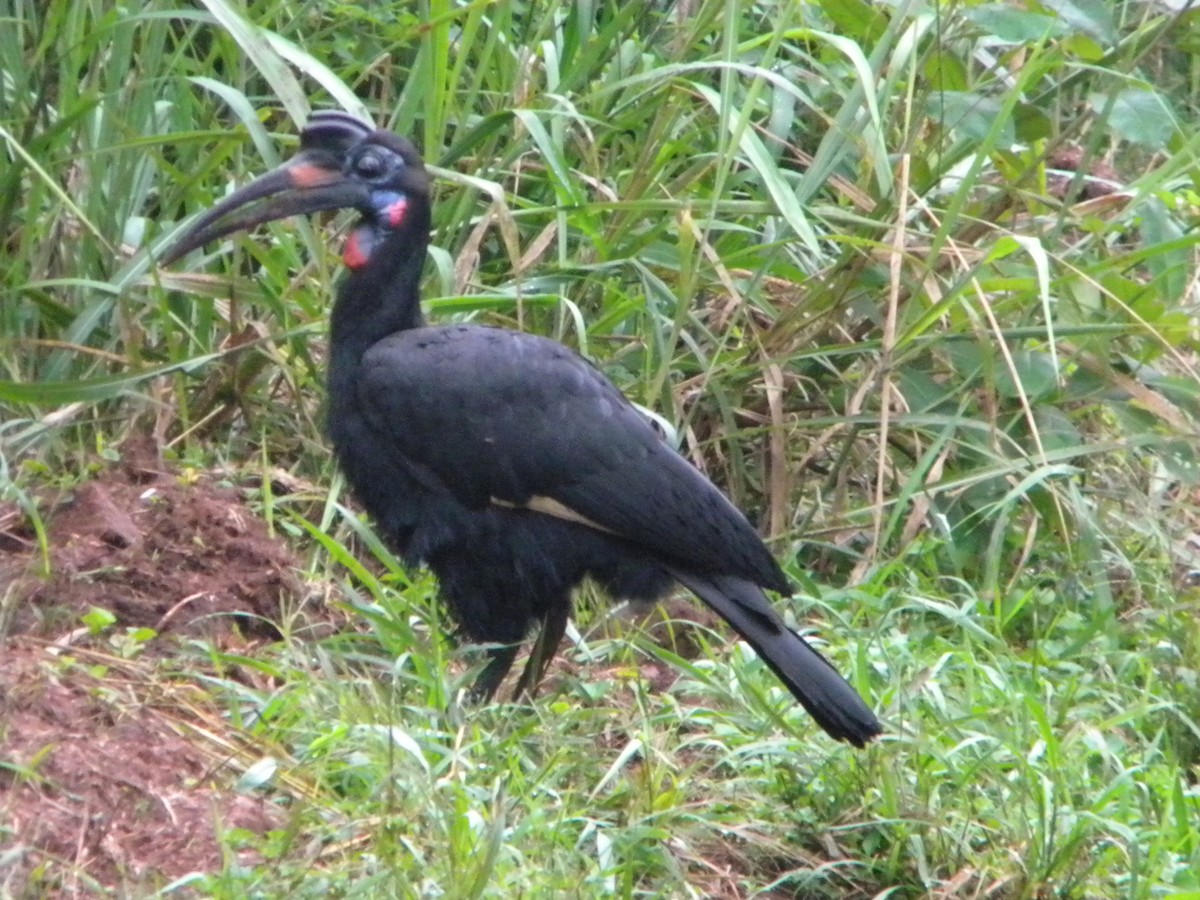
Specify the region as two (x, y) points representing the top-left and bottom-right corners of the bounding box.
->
(668, 569), (881, 747)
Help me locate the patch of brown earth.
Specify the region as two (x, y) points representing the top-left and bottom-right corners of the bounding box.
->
(0, 647), (285, 896)
(0, 440), (320, 895)
(3, 443), (303, 643)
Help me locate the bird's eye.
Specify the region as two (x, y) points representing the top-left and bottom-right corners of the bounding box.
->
(353, 152), (386, 179)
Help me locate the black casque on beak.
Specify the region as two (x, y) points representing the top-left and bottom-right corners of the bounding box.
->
(160, 112), (377, 266)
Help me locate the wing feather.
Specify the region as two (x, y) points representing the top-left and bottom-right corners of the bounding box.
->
(358, 325), (787, 591)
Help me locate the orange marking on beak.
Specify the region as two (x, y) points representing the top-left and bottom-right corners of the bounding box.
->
(288, 162), (341, 188)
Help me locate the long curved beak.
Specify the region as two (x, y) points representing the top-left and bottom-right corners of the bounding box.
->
(160, 152), (368, 265)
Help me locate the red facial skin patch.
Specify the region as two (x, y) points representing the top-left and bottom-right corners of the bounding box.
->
(384, 198), (408, 227)
(343, 196), (407, 268)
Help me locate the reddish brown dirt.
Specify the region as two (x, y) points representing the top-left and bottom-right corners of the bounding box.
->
(0, 441), (314, 895)
(1047, 145), (1123, 201)
(0, 648), (285, 896)
(3, 446), (301, 643)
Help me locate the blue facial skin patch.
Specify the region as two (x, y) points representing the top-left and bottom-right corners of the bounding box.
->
(371, 191), (408, 228)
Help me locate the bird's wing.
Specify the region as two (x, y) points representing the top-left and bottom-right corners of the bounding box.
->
(357, 325), (787, 590)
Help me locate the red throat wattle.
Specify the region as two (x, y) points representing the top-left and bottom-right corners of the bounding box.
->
(342, 198), (408, 269)
(343, 230), (370, 269)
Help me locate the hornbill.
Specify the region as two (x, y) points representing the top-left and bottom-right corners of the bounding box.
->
(162, 112), (881, 746)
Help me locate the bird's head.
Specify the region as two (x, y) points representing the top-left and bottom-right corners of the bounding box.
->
(161, 111), (431, 271)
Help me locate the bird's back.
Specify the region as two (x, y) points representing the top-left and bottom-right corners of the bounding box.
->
(335, 323), (789, 594)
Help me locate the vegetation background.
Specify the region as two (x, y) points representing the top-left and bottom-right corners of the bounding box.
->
(2, 0), (1199, 896)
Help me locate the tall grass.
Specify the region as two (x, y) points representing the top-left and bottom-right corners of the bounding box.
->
(3, 0), (1200, 895)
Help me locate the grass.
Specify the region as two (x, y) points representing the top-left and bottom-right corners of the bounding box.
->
(3, 0), (1200, 895)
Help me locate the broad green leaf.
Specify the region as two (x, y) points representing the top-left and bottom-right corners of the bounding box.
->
(966, 5), (1064, 43)
(936, 91), (1015, 147)
(995, 349), (1061, 401)
(1040, 0), (1118, 45)
(1095, 87), (1177, 149)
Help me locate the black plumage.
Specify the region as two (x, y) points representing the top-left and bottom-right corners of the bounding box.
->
(163, 112), (881, 746)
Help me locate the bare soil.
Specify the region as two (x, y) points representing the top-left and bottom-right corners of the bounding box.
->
(0, 441), (315, 896)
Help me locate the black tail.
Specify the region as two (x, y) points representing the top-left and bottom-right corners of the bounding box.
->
(668, 569), (881, 747)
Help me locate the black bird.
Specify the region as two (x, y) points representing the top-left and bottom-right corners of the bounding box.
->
(163, 112), (881, 746)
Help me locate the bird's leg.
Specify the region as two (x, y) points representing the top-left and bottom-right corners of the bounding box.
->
(512, 603), (570, 700)
(470, 644), (519, 703)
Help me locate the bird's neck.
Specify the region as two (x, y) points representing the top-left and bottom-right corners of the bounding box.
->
(329, 227), (428, 366)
